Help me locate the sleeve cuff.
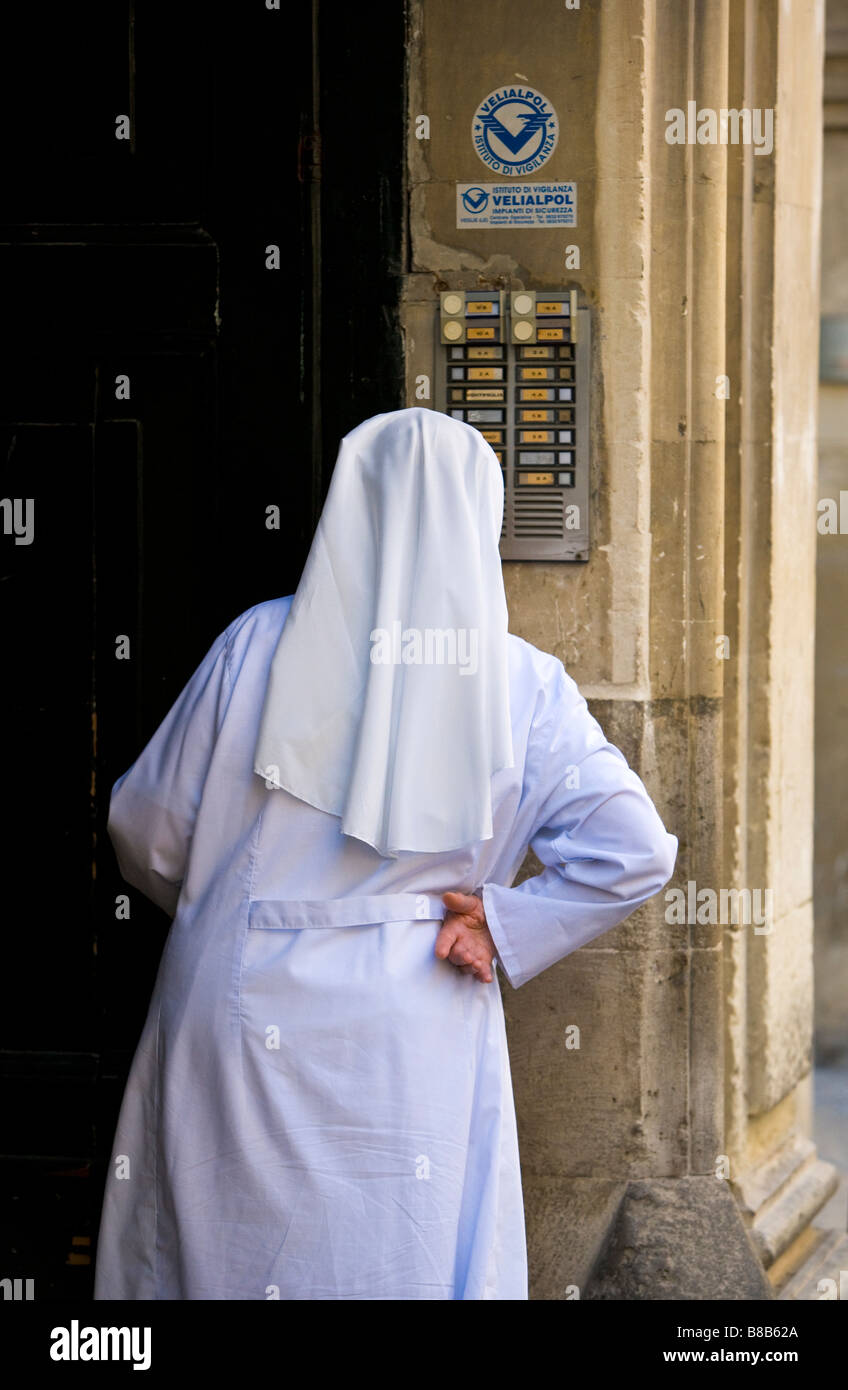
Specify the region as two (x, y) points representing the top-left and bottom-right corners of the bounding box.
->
(479, 881), (523, 989)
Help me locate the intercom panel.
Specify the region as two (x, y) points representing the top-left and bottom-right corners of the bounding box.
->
(435, 289), (589, 561)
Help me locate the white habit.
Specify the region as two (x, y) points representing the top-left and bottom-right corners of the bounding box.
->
(94, 408), (677, 1300)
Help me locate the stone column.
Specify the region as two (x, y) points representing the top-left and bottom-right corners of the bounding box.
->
(403, 0), (831, 1298)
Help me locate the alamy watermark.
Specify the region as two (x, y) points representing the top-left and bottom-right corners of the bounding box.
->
(1, 1276), (34, 1299)
(0, 497), (34, 545)
(665, 102), (773, 156)
(665, 879), (773, 934)
(50, 1320), (151, 1371)
(369, 622), (479, 675)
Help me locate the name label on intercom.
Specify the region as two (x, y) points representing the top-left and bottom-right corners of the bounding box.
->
(435, 290), (590, 561)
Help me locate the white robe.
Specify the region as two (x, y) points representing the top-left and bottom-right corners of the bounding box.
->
(93, 595), (677, 1301)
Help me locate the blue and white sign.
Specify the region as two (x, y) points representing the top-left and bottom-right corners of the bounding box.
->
(471, 85), (559, 176)
(456, 181), (576, 229)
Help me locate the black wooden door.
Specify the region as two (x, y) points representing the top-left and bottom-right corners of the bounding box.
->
(0, 0), (405, 1299)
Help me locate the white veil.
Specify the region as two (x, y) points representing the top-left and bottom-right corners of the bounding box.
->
(253, 406), (514, 857)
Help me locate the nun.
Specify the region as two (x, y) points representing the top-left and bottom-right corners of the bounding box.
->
(93, 406), (677, 1301)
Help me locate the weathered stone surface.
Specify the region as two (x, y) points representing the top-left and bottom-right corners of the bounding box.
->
(748, 903), (815, 1114)
(504, 948), (691, 1178)
(523, 1177), (626, 1300)
(734, 1133), (816, 1216)
(585, 1178), (774, 1301)
(778, 1229), (848, 1300)
(750, 1159), (839, 1266)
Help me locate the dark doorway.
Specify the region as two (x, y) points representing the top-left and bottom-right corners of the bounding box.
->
(0, 0), (405, 1299)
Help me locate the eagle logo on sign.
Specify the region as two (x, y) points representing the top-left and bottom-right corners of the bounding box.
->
(471, 87), (559, 176)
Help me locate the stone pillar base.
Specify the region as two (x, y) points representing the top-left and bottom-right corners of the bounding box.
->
(732, 1135), (839, 1270)
(525, 1176), (774, 1300)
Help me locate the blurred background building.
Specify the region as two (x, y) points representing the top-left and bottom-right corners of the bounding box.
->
(813, 0), (848, 1270)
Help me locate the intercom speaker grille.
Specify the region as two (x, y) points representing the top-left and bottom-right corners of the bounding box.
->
(512, 489), (565, 537)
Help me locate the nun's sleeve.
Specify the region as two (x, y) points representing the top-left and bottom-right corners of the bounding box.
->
(481, 659), (678, 989)
(106, 624), (233, 917)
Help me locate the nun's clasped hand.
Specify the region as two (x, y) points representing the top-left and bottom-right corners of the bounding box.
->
(435, 891), (498, 984)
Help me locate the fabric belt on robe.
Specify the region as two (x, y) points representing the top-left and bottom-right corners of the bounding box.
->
(247, 893), (450, 931)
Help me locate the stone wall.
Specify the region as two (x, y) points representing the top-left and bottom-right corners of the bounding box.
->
(403, 0), (830, 1298)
